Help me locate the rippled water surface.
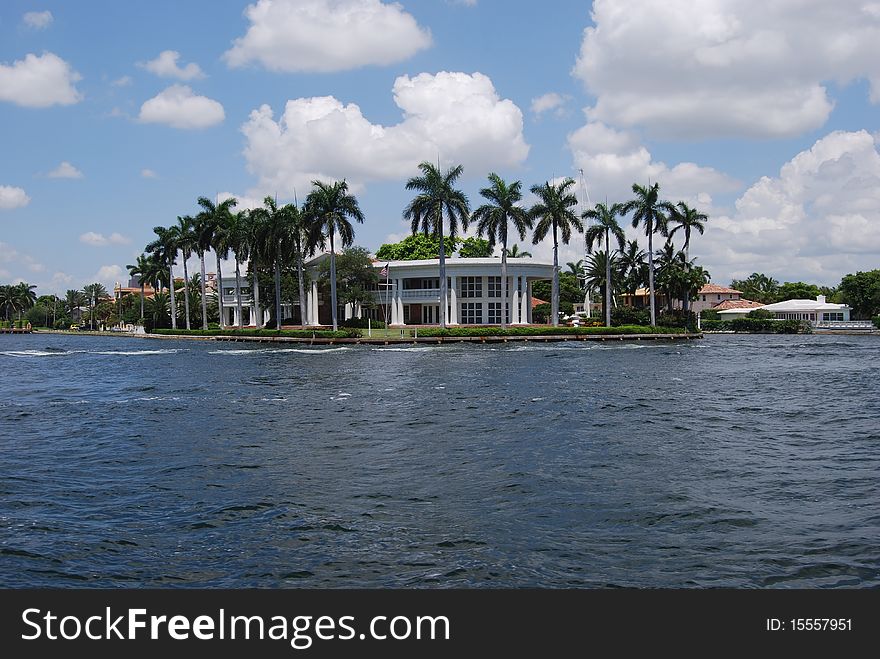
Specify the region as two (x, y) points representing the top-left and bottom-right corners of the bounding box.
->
(1, 333), (878, 588)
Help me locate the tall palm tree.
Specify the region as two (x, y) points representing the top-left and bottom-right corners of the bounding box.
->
(584, 250), (622, 313)
(667, 202), (707, 260)
(654, 240), (684, 313)
(305, 180), (365, 331)
(196, 196), (238, 329)
(583, 202), (626, 327)
(146, 226), (179, 329)
(288, 200), (319, 326)
(228, 210), (251, 327)
(251, 196), (288, 329)
(82, 283), (108, 330)
(125, 254), (151, 322)
(404, 162), (470, 328)
(175, 215), (197, 330)
(530, 178), (584, 326)
(245, 209), (265, 327)
(472, 173), (532, 328)
(621, 182), (674, 326)
(10, 282), (37, 323)
(565, 260), (584, 277)
(0, 285), (13, 322)
(505, 244), (531, 258)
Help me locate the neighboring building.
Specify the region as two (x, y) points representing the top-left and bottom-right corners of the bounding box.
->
(711, 299), (764, 312)
(114, 275), (156, 301)
(717, 295), (851, 324)
(220, 256), (555, 327)
(621, 283), (749, 314)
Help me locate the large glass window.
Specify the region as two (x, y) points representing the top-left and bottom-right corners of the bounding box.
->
(459, 277), (482, 298)
(487, 276), (502, 298)
(488, 302), (506, 324)
(461, 302), (483, 324)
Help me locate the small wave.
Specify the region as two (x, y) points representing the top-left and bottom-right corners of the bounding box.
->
(89, 349), (184, 356)
(209, 347), (349, 355)
(1, 350), (69, 357)
(370, 346), (438, 352)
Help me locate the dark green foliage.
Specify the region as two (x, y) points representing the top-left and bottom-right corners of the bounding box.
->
(317, 246), (378, 309)
(457, 237), (493, 258)
(746, 309), (774, 319)
(151, 328), (359, 338)
(700, 309), (720, 320)
(533, 300), (574, 322)
(375, 234), (459, 261)
(416, 325), (687, 337)
(532, 272), (583, 306)
(340, 318), (386, 329)
(704, 318), (812, 333)
(657, 309), (697, 331)
(838, 270), (880, 319)
(611, 307), (651, 327)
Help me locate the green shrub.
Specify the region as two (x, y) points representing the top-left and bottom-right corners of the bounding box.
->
(873, 316), (880, 329)
(700, 319), (730, 331)
(746, 309), (775, 319)
(658, 309), (698, 331)
(151, 328), (359, 339)
(700, 309), (721, 321)
(611, 307), (651, 327)
(341, 317), (386, 329)
(416, 325), (686, 338)
(727, 318), (811, 334)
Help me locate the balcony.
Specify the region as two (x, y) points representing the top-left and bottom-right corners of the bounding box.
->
(373, 288), (441, 302)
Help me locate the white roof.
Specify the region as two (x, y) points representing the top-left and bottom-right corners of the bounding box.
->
(759, 298), (849, 312)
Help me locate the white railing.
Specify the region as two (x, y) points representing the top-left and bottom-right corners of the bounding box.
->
(814, 321), (875, 330)
(373, 288), (441, 301)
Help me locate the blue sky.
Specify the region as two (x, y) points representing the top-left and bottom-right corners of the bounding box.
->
(2, 0), (879, 293)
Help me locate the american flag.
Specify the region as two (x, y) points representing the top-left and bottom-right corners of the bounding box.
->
(379, 263), (389, 277)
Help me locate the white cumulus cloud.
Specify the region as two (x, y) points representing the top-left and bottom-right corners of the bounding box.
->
(23, 11), (53, 29)
(80, 232), (131, 247)
(224, 0), (432, 73)
(48, 161), (84, 179)
(0, 52), (82, 108)
(702, 130), (880, 284)
(138, 85), (225, 129)
(241, 71), (529, 194)
(574, 0), (880, 139)
(93, 265), (125, 289)
(140, 168), (158, 178)
(0, 186), (31, 210)
(530, 92), (569, 118)
(139, 50), (205, 80)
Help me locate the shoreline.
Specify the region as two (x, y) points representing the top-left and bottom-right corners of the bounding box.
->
(32, 329), (702, 345)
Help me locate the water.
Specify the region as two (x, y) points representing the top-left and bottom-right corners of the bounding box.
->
(1, 333), (878, 588)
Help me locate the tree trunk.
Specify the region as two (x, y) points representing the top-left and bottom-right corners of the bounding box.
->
(199, 251), (208, 329)
(182, 252), (191, 330)
(605, 230), (612, 327)
(139, 284), (145, 321)
(647, 224), (656, 326)
(274, 254), (282, 330)
(235, 257), (243, 327)
(297, 252), (307, 327)
(438, 203), (447, 329)
(330, 231), (338, 331)
(169, 262), (177, 330)
(252, 266), (261, 328)
(216, 253), (225, 329)
(551, 221), (559, 327)
(500, 234), (508, 329)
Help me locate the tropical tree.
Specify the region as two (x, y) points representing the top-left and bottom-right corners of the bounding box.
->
(530, 178), (584, 326)
(8, 282), (38, 323)
(251, 196), (289, 328)
(146, 225), (179, 329)
(618, 240), (648, 296)
(375, 234), (459, 261)
(0, 285), (13, 321)
(227, 210), (251, 327)
(667, 202), (707, 261)
(730, 273), (780, 304)
(305, 180), (365, 331)
(64, 289), (86, 322)
(565, 260), (584, 277)
(82, 283), (108, 330)
(126, 254), (151, 322)
(196, 196), (238, 329)
(583, 250), (623, 314)
(404, 162), (470, 329)
(175, 215), (197, 329)
(654, 240), (684, 313)
(583, 202), (626, 327)
(505, 244), (531, 258)
(288, 201), (319, 326)
(621, 182), (674, 326)
(472, 174), (532, 328)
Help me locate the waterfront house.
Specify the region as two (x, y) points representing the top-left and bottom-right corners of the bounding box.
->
(220, 256), (554, 327)
(621, 283), (753, 314)
(717, 295), (852, 325)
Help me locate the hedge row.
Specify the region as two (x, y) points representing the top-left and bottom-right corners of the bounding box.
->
(701, 319), (812, 334)
(151, 328), (359, 339)
(873, 316), (880, 329)
(415, 325), (688, 338)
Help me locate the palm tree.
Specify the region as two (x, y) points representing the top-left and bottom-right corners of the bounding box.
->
(584, 250), (622, 313)
(404, 162), (470, 328)
(228, 210), (250, 327)
(617, 240), (646, 295)
(530, 178), (584, 326)
(196, 196), (238, 329)
(244, 209), (265, 327)
(288, 200), (319, 326)
(654, 240), (681, 313)
(251, 196), (289, 329)
(146, 226), (179, 329)
(583, 202), (626, 327)
(64, 289), (86, 322)
(10, 282), (37, 323)
(125, 254), (151, 322)
(472, 174), (532, 328)
(305, 180), (365, 331)
(565, 260), (584, 277)
(175, 215), (197, 330)
(621, 182), (674, 326)
(505, 244), (531, 258)
(667, 202), (707, 260)
(82, 283), (108, 330)
(0, 285), (13, 322)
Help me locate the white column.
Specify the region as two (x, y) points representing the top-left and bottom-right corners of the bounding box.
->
(396, 279), (405, 325)
(310, 280), (319, 326)
(511, 274), (521, 324)
(233, 306), (240, 327)
(520, 277), (530, 324)
(344, 303), (352, 321)
(449, 275), (458, 324)
(391, 279), (401, 325)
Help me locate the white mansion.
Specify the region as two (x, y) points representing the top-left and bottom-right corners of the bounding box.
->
(219, 256), (555, 327)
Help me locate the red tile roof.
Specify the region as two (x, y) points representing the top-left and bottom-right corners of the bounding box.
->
(699, 283), (742, 294)
(531, 297), (547, 308)
(712, 298), (763, 310)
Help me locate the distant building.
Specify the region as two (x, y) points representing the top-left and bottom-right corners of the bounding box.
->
(621, 284), (755, 314)
(717, 295), (851, 325)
